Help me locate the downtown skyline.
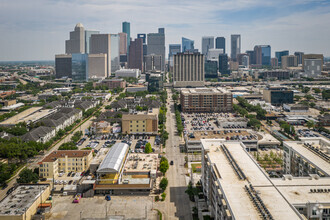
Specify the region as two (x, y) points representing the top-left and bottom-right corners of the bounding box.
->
(0, 0), (330, 61)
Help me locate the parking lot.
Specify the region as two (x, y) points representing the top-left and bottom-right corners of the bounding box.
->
(48, 195), (157, 220)
(297, 129), (320, 138)
(187, 129), (260, 141)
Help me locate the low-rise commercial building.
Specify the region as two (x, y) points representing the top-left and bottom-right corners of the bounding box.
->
(122, 111), (158, 134)
(263, 87), (294, 106)
(38, 150), (93, 178)
(283, 104), (309, 113)
(180, 88), (233, 113)
(115, 69), (141, 78)
(93, 78), (126, 89)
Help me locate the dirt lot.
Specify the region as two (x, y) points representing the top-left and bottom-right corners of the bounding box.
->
(47, 195), (158, 220)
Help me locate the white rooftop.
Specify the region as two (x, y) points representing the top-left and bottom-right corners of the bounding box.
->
(97, 143), (129, 173)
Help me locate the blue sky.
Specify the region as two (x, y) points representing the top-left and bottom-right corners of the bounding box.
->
(0, 0), (329, 61)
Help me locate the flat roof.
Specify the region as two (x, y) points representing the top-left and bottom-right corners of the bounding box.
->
(0, 107), (55, 125)
(181, 87), (230, 95)
(284, 141), (330, 175)
(0, 185), (49, 216)
(124, 153), (158, 173)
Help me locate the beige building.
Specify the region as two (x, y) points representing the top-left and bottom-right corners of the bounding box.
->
(118, 32), (127, 55)
(38, 150), (93, 178)
(302, 54), (324, 70)
(88, 53), (107, 79)
(0, 184), (51, 220)
(90, 34), (111, 77)
(122, 112), (158, 134)
(281, 55), (298, 69)
(180, 88), (233, 113)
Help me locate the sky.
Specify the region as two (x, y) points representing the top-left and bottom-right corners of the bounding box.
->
(0, 0), (330, 61)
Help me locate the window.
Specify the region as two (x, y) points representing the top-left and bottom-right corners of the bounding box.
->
(130, 129), (132, 132)
(137, 125), (139, 127)
(130, 125), (132, 127)
(143, 129), (145, 132)
(143, 125), (145, 127)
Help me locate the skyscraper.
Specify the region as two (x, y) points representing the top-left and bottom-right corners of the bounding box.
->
(89, 34), (111, 76)
(202, 36), (214, 57)
(147, 28), (165, 71)
(205, 60), (218, 79)
(88, 54), (107, 79)
(246, 50), (255, 65)
(72, 53), (88, 81)
(122, 22), (130, 54)
(254, 45), (271, 66)
(66, 23), (85, 54)
(294, 52), (304, 65)
(218, 54), (229, 74)
(281, 55), (298, 69)
(144, 54), (162, 72)
(231, 35), (241, 61)
(128, 38), (143, 71)
(137, 34), (147, 61)
(168, 44), (181, 67)
(182, 37), (194, 52)
(215, 37), (226, 54)
(118, 32), (127, 55)
(85, 30), (100, 54)
(55, 54), (72, 79)
(275, 50), (289, 65)
(173, 52), (204, 87)
(110, 34), (120, 72)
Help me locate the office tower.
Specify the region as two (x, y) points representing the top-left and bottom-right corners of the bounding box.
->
(88, 54), (107, 79)
(275, 50), (289, 65)
(246, 50), (255, 65)
(110, 34), (120, 72)
(122, 21), (130, 54)
(207, 49), (224, 61)
(128, 38), (143, 71)
(89, 34), (111, 76)
(146, 73), (163, 92)
(271, 58), (279, 68)
(263, 86), (293, 106)
(254, 45), (271, 66)
(137, 34), (147, 61)
(242, 55), (249, 68)
(147, 28), (165, 71)
(144, 54), (162, 72)
(294, 52), (304, 65)
(215, 37), (226, 53)
(231, 35), (241, 61)
(85, 30), (100, 54)
(205, 60), (218, 79)
(302, 54), (323, 70)
(202, 36), (214, 57)
(304, 59), (322, 77)
(66, 23), (85, 54)
(218, 54), (229, 74)
(137, 34), (146, 44)
(168, 44), (181, 67)
(182, 37), (194, 52)
(229, 61), (239, 71)
(55, 54), (72, 79)
(72, 53), (88, 81)
(118, 32), (127, 55)
(281, 55), (298, 69)
(173, 52), (204, 87)
(237, 53), (248, 65)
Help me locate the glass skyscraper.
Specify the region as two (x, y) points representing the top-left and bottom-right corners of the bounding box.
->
(275, 50), (289, 65)
(110, 34), (120, 72)
(215, 37), (226, 54)
(85, 30), (100, 54)
(231, 35), (241, 61)
(137, 34), (146, 44)
(202, 36), (214, 57)
(205, 60), (218, 78)
(122, 21), (130, 54)
(218, 54), (229, 75)
(72, 53), (88, 82)
(261, 45), (271, 66)
(182, 37), (194, 52)
(168, 44), (181, 67)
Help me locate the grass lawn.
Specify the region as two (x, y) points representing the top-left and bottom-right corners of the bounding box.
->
(191, 163), (202, 173)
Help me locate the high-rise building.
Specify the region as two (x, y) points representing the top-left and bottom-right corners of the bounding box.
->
(66, 23), (85, 54)
(246, 50), (255, 65)
(230, 35), (241, 61)
(237, 53), (248, 65)
(137, 34), (146, 44)
(118, 32), (127, 55)
(254, 45), (271, 66)
(215, 37), (226, 53)
(207, 49), (223, 61)
(242, 55), (249, 68)
(88, 53), (107, 79)
(173, 52), (204, 87)
(263, 86), (294, 106)
(302, 54), (324, 70)
(72, 53), (88, 82)
(205, 60), (218, 79)
(182, 37), (194, 52)
(128, 38), (143, 71)
(294, 52), (304, 65)
(144, 54), (162, 72)
(281, 55), (298, 69)
(218, 54), (229, 75)
(90, 34), (111, 76)
(122, 21), (130, 54)
(110, 34), (120, 72)
(271, 57), (279, 68)
(303, 59), (322, 77)
(147, 28), (165, 71)
(85, 30), (100, 54)
(275, 50), (289, 65)
(201, 36), (214, 57)
(55, 54), (72, 79)
(168, 44), (181, 67)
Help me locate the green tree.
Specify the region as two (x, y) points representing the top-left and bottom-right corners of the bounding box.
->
(159, 157), (169, 175)
(159, 177), (168, 191)
(144, 143), (152, 153)
(306, 120), (315, 129)
(17, 168), (39, 184)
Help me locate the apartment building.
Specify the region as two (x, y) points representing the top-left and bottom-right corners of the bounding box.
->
(122, 112), (158, 134)
(38, 150), (93, 178)
(93, 78), (126, 89)
(283, 138), (330, 177)
(180, 88), (232, 113)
